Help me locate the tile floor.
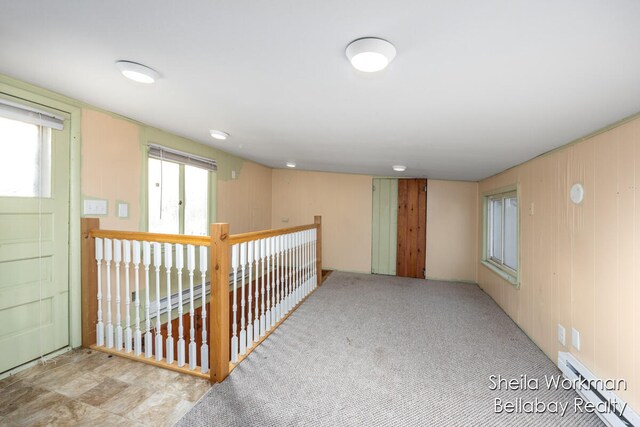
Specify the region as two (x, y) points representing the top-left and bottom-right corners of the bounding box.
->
(0, 349), (211, 426)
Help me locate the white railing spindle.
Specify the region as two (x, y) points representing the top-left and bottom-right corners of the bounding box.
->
(153, 242), (163, 361)
(275, 236), (281, 322)
(123, 240), (132, 353)
(231, 244), (239, 363)
(265, 238), (271, 332)
(104, 238), (113, 349)
(143, 242), (152, 358)
(259, 239), (266, 337)
(239, 242), (247, 356)
(133, 240), (142, 355)
(176, 244), (185, 367)
(247, 241), (254, 349)
(253, 241), (260, 343)
(95, 238), (104, 346)
(114, 239), (123, 350)
(164, 243), (174, 364)
(187, 245), (196, 370)
(199, 246), (209, 374)
(270, 237), (276, 327)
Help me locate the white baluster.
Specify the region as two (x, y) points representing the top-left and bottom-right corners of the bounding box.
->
(123, 240), (132, 353)
(259, 239), (266, 336)
(265, 238), (271, 331)
(114, 239), (123, 350)
(95, 238), (104, 347)
(200, 246), (209, 374)
(176, 244), (185, 367)
(283, 234), (289, 314)
(187, 245), (196, 370)
(164, 243), (174, 364)
(274, 236), (281, 322)
(133, 241), (142, 355)
(311, 229), (317, 289)
(239, 242), (247, 356)
(246, 241), (254, 349)
(143, 242), (152, 358)
(270, 237), (276, 327)
(104, 238), (114, 349)
(253, 240), (260, 342)
(153, 242), (163, 361)
(296, 232), (301, 305)
(304, 231), (309, 297)
(231, 244), (239, 363)
(287, 233), (293, 312)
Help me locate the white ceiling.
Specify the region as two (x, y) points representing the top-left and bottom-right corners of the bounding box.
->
(2, 1), (640, 181)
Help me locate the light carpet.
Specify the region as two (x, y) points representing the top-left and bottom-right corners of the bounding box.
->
(178, 272), (603, 426)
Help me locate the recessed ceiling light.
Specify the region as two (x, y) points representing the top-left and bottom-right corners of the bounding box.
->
(115, 60), (159, 84)
(393, 165), (407, 172)
(345, 38), (396, 72)
(210, 130), (229, 140)
(286, 162), (296, 168)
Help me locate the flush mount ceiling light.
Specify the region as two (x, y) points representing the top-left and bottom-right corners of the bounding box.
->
(115, 60), (159, 84)
(210, 129), (229, 140)
(286, 162), (296, 168)
(393, 165), (407, 172)
(345, 37), (396, 72)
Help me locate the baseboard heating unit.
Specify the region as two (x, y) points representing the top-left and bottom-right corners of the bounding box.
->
(558, 352), (639, 426)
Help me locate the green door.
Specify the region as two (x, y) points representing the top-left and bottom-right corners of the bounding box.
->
(0, 97), (70, 373)
(371, 178), (398, 275)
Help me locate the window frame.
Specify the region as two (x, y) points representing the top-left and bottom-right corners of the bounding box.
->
(146, 146), (213, 236)
(481, 186), (520, 287)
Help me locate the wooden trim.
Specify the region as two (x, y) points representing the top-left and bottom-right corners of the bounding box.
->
(81, 218), (99, 348)
(210, 223), (230, 383)
(90, 345), (210, 380)
(314, 216), (322, 287)
(90, 229), (210, 246)
(228, 223), (317, 245)
(229, 283), (319, 373)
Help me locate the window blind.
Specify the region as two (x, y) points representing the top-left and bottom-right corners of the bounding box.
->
(0, 99), (64, 130)
(148, 144), (217, 171)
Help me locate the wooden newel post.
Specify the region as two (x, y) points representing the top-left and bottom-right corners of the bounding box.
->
(210, 223), (230, 383)
(81, 218), (100, 348)
(314, 215), (322, 287)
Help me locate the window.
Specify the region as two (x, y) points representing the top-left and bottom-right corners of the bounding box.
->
(0, 99), (63, 198)
(483, 189), (518, 285)
(147, 145), (215, 236)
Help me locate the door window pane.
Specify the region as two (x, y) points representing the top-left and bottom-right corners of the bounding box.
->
(148, 158), (180, 234)
(491, 199), (502, 261)
(184, 165), (208, 236)
(0, 117), (51, 197)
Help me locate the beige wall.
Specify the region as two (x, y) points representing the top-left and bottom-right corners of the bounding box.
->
(478, 116), (640, 411)
(272, 169), (372, 273)
(81, 109), (141, 231)
(217, 161), (272, 234)
(426, 180), (478, 282)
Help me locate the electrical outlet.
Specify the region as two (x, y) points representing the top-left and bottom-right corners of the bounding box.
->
(571, 328), (581, 350)
(557, 324), (566, 346)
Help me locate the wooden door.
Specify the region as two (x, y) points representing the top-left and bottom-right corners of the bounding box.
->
(396, 179), (426, 278)
(0, 99), (70, 373)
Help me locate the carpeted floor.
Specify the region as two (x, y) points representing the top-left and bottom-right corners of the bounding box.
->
(178, 272), (603, 426)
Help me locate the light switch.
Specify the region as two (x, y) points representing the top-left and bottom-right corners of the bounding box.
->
(83, 199), (107, 215)
(118, 203), (129, 218)
(557, 324), (566, 346)
(571, 328), (581, 350)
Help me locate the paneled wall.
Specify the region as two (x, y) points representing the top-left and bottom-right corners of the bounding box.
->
(426, 180), (478, 282)
(478, 116), (640, 411)
(272, 169), (373, 273)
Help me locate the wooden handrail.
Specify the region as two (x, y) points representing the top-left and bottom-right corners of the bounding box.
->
(228, 223), (318, 245)
(90, 229), (210, 246)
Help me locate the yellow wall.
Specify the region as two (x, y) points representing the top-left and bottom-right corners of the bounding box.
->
(426, 180), (478, 282)
(478, 116), (640, 411)
(217, 161), (272, 234)
(272, 169), (373, 273)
